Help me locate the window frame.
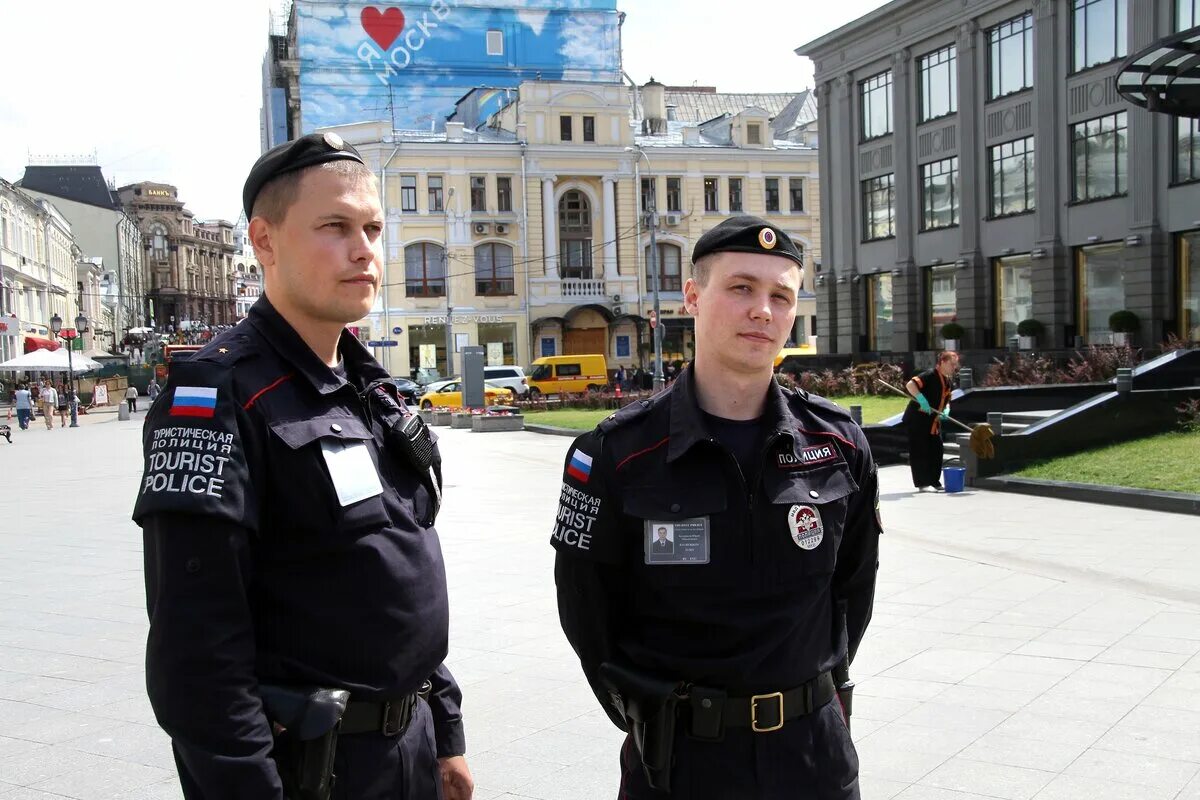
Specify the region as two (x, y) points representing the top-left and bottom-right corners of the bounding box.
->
(918, 44), (958, 122)
(470, 175), (487, 213)
(920, 157), (961, 231)
(987, 12), (1034, 101)
(646, 242), (683, 293)
(703, 177), (719, 213)
(641, 177), (657, 214)
(765, 177), (780, 213)
(861, 173), (896, 242)
(428, 175), (445, 212)
(582, 116), (596, 142)
(1071, 111), (1128, 202)
(666, 177), (682, 212)
(859, 70), (894, 142)
(1180, 0), (1200, 31)
(497, 176), (513, 213)
(788, 178), (804, 213)
(1072, 0), (1128, 74)
(558, 190), (593, 280)
(866, 273), (894, 351)
(989, 136), (1036, 218)
(728, 177), (743, 213)
(404, 241), (446, 298)
(925, 264), (958, 349)
(747, 123), (762, 144)
(560, 115), (573, 142)
(486, 28), (504, 56)
(474, 241), (515, 296)
(400, 174), (418, 213)
(1173, 116), (1200, 185)
(993, 254), (1035, 347)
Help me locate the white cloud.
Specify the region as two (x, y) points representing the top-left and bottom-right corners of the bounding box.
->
(515, 9), (550, 36)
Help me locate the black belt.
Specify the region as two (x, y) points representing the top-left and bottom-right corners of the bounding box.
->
(691, 671), (837, 735)
(339, 681), (431, 737)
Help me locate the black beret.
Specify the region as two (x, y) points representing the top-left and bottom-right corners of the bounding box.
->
(243, 132), (366, 219)
(691, 215), (804, 268)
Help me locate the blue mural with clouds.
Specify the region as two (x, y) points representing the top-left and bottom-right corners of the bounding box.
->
(297, 0), (622, 133)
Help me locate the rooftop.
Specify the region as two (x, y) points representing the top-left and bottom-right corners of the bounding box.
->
(17, 165), (120, 210)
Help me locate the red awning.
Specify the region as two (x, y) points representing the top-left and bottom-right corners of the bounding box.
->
(23, 336), (61, 353)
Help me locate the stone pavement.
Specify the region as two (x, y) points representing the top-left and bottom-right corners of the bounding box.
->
(0, 416), (1198, 799)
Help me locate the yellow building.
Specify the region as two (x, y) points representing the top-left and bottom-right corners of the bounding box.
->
(330, 78), (820, 380)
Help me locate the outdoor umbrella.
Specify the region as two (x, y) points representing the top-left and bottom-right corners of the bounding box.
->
(0, 348), (102, 374)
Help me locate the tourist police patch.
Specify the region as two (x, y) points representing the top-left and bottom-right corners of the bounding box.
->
(787, 504), (824, 550)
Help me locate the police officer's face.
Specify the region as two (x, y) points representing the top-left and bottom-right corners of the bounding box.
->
(684, 253), (799, 375)
(256, 167), (383, 328)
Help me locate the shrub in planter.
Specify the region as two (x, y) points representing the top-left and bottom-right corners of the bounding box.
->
(1016, 319), (1044, 338)
(1056, 344), (1142, 383)
(940, 322), (965, 342)
(1108, 310), (1140, 334)
(1178, 398), (1200, 433)
(982, 353), (1058, 387)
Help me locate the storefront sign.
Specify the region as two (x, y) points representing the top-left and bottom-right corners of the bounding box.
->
(423, 314), (506, 324)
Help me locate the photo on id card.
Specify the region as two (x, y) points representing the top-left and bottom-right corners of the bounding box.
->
(644, 518), (709, 564)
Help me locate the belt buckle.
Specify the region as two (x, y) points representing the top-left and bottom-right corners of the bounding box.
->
(380, 699), (406, 737)
(750, 691), (784, 733)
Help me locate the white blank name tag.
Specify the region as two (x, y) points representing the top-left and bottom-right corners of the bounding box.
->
(320, 439), (384, 507)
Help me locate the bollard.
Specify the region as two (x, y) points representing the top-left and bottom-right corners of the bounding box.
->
(849, 405), (863, 426)
(118, 404), (131, 421)
(1116, 367), (1133, 393)
(987, 412), (1003, 436)
(958, 367), (973, 390)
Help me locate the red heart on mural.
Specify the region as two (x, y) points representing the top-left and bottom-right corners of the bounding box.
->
(361, 6), (405, 51)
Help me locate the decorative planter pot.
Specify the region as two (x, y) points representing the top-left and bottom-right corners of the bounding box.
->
(418, 409), (434, 425)
(431, 409), (452, 426)
(450, 413), (474, 429)
(943, 339), (960, 352)
(1018, 335), (1036, 350)
(471, 414), (524, 432)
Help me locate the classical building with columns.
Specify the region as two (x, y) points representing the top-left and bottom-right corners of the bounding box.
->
(327, 78), (819, 378)
(797, 0), (1200, 357)
(117, 183), (238, 331)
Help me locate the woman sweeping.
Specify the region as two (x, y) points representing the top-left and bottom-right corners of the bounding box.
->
(903, 350), (958, 490)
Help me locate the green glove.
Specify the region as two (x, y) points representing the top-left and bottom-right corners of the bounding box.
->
(940, 403), (950, 420)
(915, 394), (932, 414)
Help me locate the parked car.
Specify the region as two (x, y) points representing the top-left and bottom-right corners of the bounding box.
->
(390, 377), (423, 404)
(418, 380), (515, 409)
(527, 354), (608, 398)
(482, 365), (529, 399)
(412, 367), (443, 387)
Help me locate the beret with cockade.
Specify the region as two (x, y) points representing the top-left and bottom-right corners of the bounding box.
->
(691, 214), (804, 268)
(243, 132), (366, 219)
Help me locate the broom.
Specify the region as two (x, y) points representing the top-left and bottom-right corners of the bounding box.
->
(876, 380), (995, 460)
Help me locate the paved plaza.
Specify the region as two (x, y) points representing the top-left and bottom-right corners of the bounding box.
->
(0, 410), (1198, 799)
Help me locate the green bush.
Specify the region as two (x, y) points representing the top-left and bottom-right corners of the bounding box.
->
(1108, 310), (1140, 334)
(940, 322), (965, 340)
(1016, 319), (1044, 337)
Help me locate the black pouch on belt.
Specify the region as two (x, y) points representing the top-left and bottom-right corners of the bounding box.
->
(598, 662), (685, 793)
(259, 684), (350, 800)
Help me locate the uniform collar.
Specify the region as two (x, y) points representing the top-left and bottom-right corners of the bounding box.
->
(246, 295), (388, 395)
(666, 365), (796, 463)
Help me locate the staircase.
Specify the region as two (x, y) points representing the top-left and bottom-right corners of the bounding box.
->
(942, 409), (1063, 461)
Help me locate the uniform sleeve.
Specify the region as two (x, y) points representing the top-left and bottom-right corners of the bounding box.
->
(833, 425), (883, 665)
(143, 513), (283, 799)
(548, 429), (622, 564)
(425, 662), (466, 758)
(133, 361), (257, 530)
(555, 555), (629, 731)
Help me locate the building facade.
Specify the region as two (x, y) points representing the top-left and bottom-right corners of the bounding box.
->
(798, 0), (1200, 355)
(0, 180), (83, 361)
(232, 215), (264, 320)
(118, 183), (238, 331)
(326, 78), (820, 379)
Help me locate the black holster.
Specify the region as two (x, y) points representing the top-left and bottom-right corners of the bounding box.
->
(599, 662), (685, 793)
(260, 684), (350, 800)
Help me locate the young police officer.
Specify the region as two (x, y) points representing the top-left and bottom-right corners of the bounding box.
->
(552, 216), (882, 799)
(134, 133), (474, 800)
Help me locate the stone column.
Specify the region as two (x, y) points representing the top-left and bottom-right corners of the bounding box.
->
(542, 177), (558, 279)
(890, 48), (921, 352)
(815, 82), (839, 352)
(1032, 0), (1070, 347)
(834, 74), (863, 355)
(955, 20), (989, 348)
(602, 176), (617, 279)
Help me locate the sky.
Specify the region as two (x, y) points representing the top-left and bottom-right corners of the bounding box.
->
(0, 0), (890, 225)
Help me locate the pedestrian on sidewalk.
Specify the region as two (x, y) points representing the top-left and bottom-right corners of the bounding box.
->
(55, 382), (70, 427)
(125, 384), (139, 413)
(41, 381), (58, 429)
(147, 378), (160, 404)
(11, 383), (32, 430)
(903, 350), (959, 491)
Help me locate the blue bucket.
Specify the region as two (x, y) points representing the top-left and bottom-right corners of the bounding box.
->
(942, 466), (966, 493)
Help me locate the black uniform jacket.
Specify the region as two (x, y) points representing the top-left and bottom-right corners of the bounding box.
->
(902, 368), (952, 435)
(552, 366), (882, 727)
(133, 297), (464, 798)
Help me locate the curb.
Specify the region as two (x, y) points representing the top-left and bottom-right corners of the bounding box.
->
(523, 423), (583, 438)
(976, 475), (1200, 516)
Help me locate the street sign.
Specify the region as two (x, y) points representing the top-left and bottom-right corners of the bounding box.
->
(649, 310), (658, 329)
(367, 340), (399, 347)
(392, 326), (404, 335)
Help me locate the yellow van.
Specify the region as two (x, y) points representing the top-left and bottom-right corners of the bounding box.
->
(528, 354), (609, 397)
(773, 344), (817, 368)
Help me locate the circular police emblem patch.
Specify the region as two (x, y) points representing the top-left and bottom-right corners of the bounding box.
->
(324, 132), (345, 150)
(758, 227), (777, 250)
(787, 504), (824, 550)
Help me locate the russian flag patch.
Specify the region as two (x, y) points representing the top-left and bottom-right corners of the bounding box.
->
(567, 448), (593, 483)
(170, 386), (218, 419)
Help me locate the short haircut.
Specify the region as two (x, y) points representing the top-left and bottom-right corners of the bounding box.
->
(937, 350), (960, 364)
(251, 160), (377, 224)
(691, 252), (802, 287)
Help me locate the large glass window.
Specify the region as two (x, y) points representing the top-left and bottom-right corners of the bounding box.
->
(475, 242), (514, 295)
(703, 178), (718, 212)
(920, 157), (959, 231)
(729, 178), (743, 213)
(560, 115), (573, 142)
(995, 254), (1034, 347)
(1073, 0), (1127, 72)
(428, 175), (444, 212)
(789, 178), (804, 213)
(1176, 117), (1200, 183)
(867, 273), (893, 351)
(666, 177), (682, 212)
(1180, 0), (1199, 30)
(405, 242), (445, 297)
(150, 224), (169, 262)
(641, 177), (657, 213)
(478, 322), (516, 365)
(919, 45), (957, 121)
(1181, 232), (1200, 341)
(558, 190), (592, 279)
(765, 178), (780, 212)
(860, 71), (893, 140)
(646, 243), (682, 292)
(927, 265), (957, 348)
(408, 324), (447, 377)
(990, 136), (1036, 216)
(470, 175), (486, 212)
(1077, 242), (1128, 343)
(988, 13), (1034, 99)
(862, 174), (896, 241)
(400, 175), (417, 212)
(583, 116), (596, 142)
(1072, 111), (1127, 201)
(497, 176), (512, 212)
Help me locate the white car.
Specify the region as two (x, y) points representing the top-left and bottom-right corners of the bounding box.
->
(482, 365), (529, 399)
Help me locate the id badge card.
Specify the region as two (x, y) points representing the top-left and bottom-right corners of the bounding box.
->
(320, 439), (384, 507)
(644, 518), (710, 565)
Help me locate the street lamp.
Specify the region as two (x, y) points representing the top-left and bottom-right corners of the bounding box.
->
(49, 312), (88, 428)
(626, 145), (665, 391)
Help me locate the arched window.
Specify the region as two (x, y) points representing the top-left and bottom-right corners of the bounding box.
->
(558, 190), (592, 279)
(405, 242), (445, 297)
(150, 224), (168, 262)
(645, 243), (683, 292)
(475, 242), (514, 296)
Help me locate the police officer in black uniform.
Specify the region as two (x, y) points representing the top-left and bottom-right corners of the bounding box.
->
(134, 133), (474, 800)
(551, 215), (882, 799)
